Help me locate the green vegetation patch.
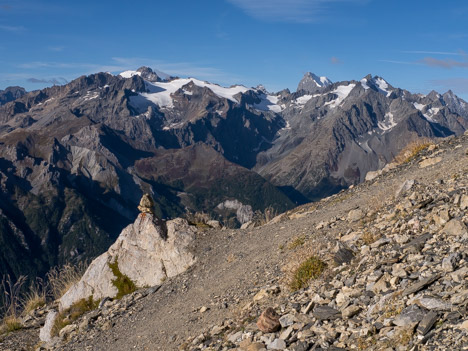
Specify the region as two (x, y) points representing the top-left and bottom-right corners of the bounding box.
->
(52, 296), (98, 336)
(290, 256), (327, 291)
(108, 258), (137, 299)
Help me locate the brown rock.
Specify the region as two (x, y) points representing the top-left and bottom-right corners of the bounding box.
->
(257, 307), (281, 333)
(138, 193), (155, 214)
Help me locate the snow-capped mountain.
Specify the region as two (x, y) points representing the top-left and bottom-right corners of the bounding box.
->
(0, 66), (467, 284)
(297, 72), (333, 93)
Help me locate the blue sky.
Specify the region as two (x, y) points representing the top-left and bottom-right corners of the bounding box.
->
(1, 0), (468, 99)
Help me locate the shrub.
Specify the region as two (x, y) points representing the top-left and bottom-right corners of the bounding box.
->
(108, 258), (137, 299)
(289, 256), (327, 291)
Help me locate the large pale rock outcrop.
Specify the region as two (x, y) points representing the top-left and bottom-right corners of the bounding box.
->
(59, 213), (196, 311)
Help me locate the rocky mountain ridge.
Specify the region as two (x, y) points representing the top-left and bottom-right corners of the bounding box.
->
(1, 126), (467, 351)
(0, 66), (467, 289)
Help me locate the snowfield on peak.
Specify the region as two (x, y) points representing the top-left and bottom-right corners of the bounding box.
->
(129, 78), (250, 109)
(253, 94), (283, 113)
(324, 84), (356, 108)
(119, 70), (142, 78)
(128, 77), (283, 113)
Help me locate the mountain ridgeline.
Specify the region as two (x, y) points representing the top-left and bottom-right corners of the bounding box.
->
(0, 66), (467, 282)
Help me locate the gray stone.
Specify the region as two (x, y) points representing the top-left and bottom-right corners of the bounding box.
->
(395, 179), (415, 197)
(347, 209), (364, 222)
(342, 305), (362, 319)
(267, 338), (286, 350)
(39, 310), (58, 343)
(333, 246), (354, 265)
(393, 305), (425, 327)
(441, 253), (459, 272)
(279, 313), (295, 328)
(416, 297), (452, 311)
(312, 305), (341, 320)
(442, 219), (468, 236)
(279, 326), (294, 340)
(402, 274), (441, 297)
(417, 311), (438, 336)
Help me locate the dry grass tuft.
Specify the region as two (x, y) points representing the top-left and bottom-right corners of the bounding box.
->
(394, 138), (434, 164)
(289, 256), (327, 291)
(47, 262), (88, 300)
(22, 278), (47, 314)
(288, 235), (306, 250)
(1, 275), (26, 333)
(253, 206), (278, 226)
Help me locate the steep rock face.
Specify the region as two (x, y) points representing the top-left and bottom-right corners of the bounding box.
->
(59, 214), (196, 311)
(256, 76), (467, 200)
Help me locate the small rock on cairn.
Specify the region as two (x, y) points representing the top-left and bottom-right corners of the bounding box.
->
(257, 307), (280, 332)
(138, 193), (155, 214)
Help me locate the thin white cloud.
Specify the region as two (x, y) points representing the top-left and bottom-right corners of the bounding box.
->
(379, 60), (422, 66)
(0, 24), (25, 32)
(402, 50), (461, 56)
(226, 0), (365, 23)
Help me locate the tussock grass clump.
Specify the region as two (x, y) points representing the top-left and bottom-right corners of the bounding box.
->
(289, 256), (327, 291)
(108, 258), (137, 299)
(22, 278), (47, 314)
(288, 235), (306, 250)
(3, 316), (22, 332)
(52, 296), (98, 337)
(47, 262), (88, 300)
(1, 275), (26, 333)
(394, 138), (433, 164)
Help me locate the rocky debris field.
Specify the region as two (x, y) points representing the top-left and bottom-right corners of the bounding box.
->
(1, 132), (467, 351)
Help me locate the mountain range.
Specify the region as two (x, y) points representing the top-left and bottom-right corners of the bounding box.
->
(0, 66), (467, 283)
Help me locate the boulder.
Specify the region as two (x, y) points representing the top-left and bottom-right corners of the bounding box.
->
(59, 214), (196, 311)
(257, 307), (281, 333)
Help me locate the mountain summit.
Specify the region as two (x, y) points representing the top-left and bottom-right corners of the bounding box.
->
(297, 72), (332, 93)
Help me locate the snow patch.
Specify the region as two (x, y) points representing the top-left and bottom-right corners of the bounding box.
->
(119, 70), (142, 78)
(253, 94), (283, 113)
(378, 112), (397, 131)
(361, 79), (369, 90)
(413, 102), (425, 111)
(324, 84), (356, 108)
(130, 78), (249, 109)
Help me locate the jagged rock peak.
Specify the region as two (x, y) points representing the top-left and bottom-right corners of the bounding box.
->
(297, 72), (332, 93)
(138, 193), (155, 214)
(0, 86), (27, 105)
(136, 66), (161, 82)
(119, 66), (173, 82)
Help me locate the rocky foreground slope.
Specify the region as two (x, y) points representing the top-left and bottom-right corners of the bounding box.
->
(1, 132), (467, 350)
